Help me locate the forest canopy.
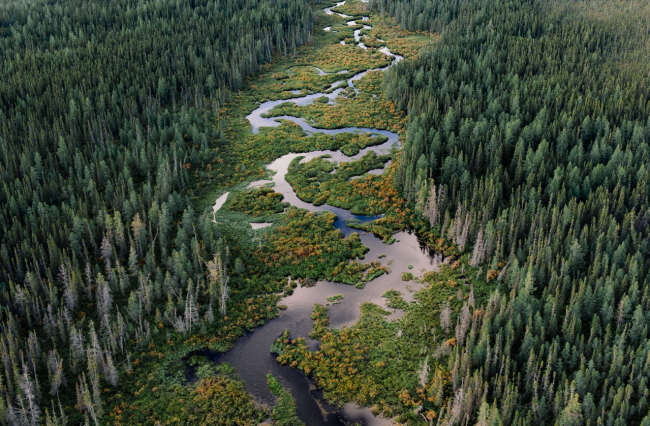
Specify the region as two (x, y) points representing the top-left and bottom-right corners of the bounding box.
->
(2, 0), (650, 422)
(0, 0), (314, 423)
(377, 0), (650, 424)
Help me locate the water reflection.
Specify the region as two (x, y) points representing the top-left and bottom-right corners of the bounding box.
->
(191, 230), (441, 425)
(203, 3), (424, 423)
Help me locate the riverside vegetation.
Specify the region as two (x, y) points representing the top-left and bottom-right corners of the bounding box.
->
(0, 0), (432, 423)
(1, 0), (649, 424)
(0, 0), (315, 421)
(275, 0), (650, 425)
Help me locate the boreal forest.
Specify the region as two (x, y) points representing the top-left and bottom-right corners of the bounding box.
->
(0, 0), (649, 424)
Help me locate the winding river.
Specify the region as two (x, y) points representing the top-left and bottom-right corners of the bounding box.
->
(208, 4), (437, 424)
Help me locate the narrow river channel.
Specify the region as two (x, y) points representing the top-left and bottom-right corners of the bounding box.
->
(206, 4), (439, 424)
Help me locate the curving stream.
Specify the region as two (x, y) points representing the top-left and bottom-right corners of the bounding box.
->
(198, 231), (443, 425)
(209, 4), (434, 425)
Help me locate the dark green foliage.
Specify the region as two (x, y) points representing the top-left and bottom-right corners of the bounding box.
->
(286, 152), (392, 213)
(189, 373), (269, 425)
(0, 0), (314, 422)
(378, 0), (650, 423)
(326, 294), (344, 304)
(254, 207), (370, 280)
(382, 289), (407, 310)
(309, 304), (330, 340)
(267, 374), (304, 426)
(228, 187), (289, 216)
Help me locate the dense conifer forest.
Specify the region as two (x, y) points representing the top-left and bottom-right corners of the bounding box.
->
(1, 0), (650, 423)
(0, 0), (314, 423)
(376, 0), (650, 423)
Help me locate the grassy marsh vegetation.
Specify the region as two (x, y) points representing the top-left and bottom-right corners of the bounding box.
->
(274, 259), (494, 423)
(98, 2), (435, 418)
(0, 0), (454, 421)
(267, 374), (304, 426)
(228, 187), (289, 217)
(264, 72), (405, 132)
(285, 152), (391, 210)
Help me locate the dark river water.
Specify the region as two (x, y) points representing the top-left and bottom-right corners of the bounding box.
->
(192, 231), (442, 425)
(205, 4), (436, 424)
